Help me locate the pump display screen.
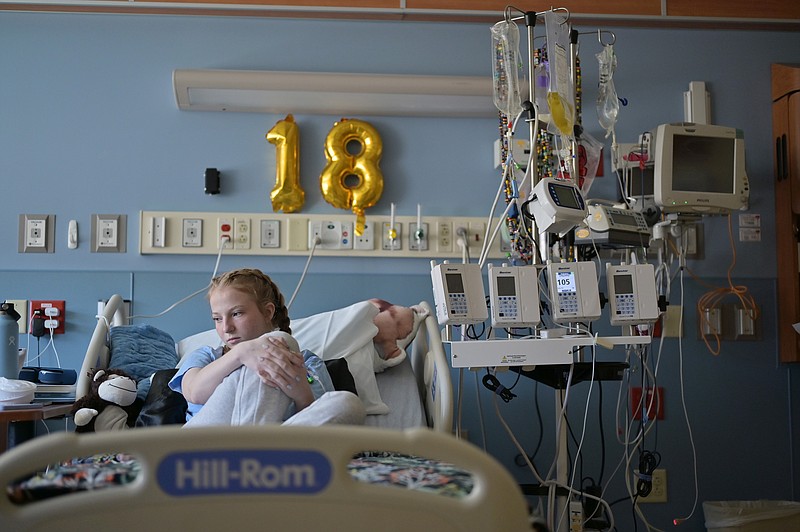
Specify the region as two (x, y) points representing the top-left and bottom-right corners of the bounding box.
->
(609, 211), (639, 228)
(613, 274), (634, 295)
(445, 273), (465, 294)
(549, 183), (582, 209)
(555, 271), (576, 294)
(496, 276), (516, 297)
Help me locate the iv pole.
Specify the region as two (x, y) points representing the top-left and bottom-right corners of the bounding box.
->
(504, 7), (578, 532)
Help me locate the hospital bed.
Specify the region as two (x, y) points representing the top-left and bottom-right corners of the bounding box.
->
(0, 295), (532, 531)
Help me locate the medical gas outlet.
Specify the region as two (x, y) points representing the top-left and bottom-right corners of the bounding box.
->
(140, 211), (504, 259)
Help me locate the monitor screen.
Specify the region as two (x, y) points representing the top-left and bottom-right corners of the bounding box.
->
(623, 164), (655, 198)
(672, 134), (735, 193)
(653, 123), (749, 214)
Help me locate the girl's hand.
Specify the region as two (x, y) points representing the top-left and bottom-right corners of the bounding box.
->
(235, 336), (314, 410)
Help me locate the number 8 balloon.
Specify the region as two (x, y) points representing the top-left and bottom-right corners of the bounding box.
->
(319, 118), (384, 236)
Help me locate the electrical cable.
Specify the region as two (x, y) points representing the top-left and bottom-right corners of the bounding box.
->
(286, 236), (320, 311)
(130, 234), (230, 321)
(474, 370), (488, 451)
(673, 268), (700, 526)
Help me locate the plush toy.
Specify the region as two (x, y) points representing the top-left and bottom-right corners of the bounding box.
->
(368, 299), (428, 372)
(71, 368), (142, 433)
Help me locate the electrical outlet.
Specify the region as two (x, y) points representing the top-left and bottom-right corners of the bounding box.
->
(354, 221), (374, 250)
(234, 218), (251, 250)
(91, 214), (126, 253)
(182, 218), (203, 247)
(569, 500), (584, 531)
(437, 221), (453, 252)
(18, 214), (55, 253)
(630, 386), (664, 421)
(637, 468), (667, 503)
(260, 220), (280, 248)
(29, 300), (65, 334)
(217, 218), (233, 249)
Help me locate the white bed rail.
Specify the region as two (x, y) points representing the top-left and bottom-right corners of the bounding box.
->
(0, 426), (531, 531)
(76, 294), (123, 399)
(410, 301), (453, 433)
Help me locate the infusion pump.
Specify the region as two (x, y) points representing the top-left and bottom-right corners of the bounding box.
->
(546, 261), (602, 323)
(606, 263), (661, 326)
(488, 264), (541, 328)
(431, 261), (488, 326)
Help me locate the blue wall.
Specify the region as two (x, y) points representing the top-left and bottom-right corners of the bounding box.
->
(2, 12), (800, 531)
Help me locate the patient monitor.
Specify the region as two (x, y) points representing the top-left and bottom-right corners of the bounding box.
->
(488, 264), (540, 328)
(431, 261), (488, 326)
(546, 261), (602, 323)
(528, 178), (588, 235)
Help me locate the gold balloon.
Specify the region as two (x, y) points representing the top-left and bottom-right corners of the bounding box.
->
(319, 118), (383, 235)
(267, 114), (305, 213)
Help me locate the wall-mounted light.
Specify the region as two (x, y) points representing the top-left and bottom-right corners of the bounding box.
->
(173, 69), (495, 118)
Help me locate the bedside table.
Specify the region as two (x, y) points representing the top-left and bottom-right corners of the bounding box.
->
(0, 403), (74, 452)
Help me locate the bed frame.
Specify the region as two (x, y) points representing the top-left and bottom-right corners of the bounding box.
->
(1, 297), (533, 530)
(0, 424), (531, 530)
(77, 295), (453, 433)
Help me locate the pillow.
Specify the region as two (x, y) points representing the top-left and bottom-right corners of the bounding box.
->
(109, 325), (180, 401)
(292, 301), (388, 415)
(176, 329), (221, 365)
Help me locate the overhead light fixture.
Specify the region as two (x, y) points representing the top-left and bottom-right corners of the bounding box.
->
(173, 69), (496, 118)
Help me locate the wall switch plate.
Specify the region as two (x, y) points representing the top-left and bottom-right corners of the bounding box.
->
(662, 305), (683, 338)
(18, 214), (55, 253)
(182, 218), (202, 247)
(260, 220), (280, 248)
(91, 214), (127, 253)
(151, 216), (166, 248)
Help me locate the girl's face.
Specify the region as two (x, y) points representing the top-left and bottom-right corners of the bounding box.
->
(210, 286), (275, 347)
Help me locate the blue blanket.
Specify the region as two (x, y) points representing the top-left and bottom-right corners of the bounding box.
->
(109, 325), (179, 400)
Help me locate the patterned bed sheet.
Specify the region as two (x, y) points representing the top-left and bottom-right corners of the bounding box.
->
(7, 451), (474, 505)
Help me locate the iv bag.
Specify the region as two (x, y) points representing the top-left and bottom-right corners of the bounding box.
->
(543, 10), (575, 137)
(491, 20), (523, 117)
(596, 44), (619, 136)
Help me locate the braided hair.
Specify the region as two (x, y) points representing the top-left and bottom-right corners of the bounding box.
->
(208, 268), (291, 334)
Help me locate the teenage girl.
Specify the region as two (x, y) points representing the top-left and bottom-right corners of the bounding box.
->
(169, 268), (364, 427)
